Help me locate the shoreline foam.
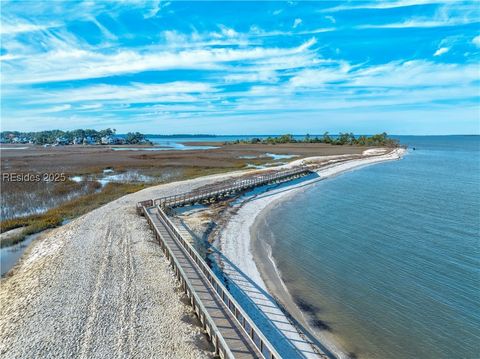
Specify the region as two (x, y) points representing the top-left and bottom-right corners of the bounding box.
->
(218, 148), (406, 359)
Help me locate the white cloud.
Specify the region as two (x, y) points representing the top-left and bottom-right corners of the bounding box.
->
(286, 60), (479, 91)
(2, 37), (317, 85)
(0, 21), (57, 35)
(28, 82), (218, 105)
(293, 18), (302, 29)
(160, 29), (250, 49)
(473, 35), (480, 47)
(247, 26), (335, 38)
(321, 1), (451, 12)
(224, 70), (278, 84)
(218, 25), (238, 38)
(359, 2), (479, 29)
(144, 0), (164, 18)
(40, 104), (72, 113)
(78, 104), (103, 110)
(0, 54), (21, 61)
(349, 60), (477, 88)
(434, 47), (449, 56)
(360, 19), (474, 29)
(289, 65), (350, 87)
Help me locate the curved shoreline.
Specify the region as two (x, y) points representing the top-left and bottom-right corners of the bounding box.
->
(219, 148), (407, 358)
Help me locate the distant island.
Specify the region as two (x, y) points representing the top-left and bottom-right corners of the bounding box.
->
(0, 129), (152, 146)
(227, 132), (400, 147)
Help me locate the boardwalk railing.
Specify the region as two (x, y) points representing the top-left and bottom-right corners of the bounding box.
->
(143, 208), (236, 359)
(137, 166), (315, 357)
(137, 166), (311, 212)
(143, 204), (282, 359)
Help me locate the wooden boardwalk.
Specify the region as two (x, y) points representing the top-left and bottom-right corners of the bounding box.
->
(138, 166), (316, 358)
(143, 206), (278, 359)
(138, 166), (312, 211)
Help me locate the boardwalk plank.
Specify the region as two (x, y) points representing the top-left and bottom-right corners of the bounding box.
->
(147, 207), (262, 359)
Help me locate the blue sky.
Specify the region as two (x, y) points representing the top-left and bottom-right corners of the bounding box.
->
(1, 0), (479, 135)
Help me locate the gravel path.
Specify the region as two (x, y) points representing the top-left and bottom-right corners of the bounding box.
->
(0, 172), (246, 359)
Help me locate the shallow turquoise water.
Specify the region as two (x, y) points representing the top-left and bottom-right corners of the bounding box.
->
(258, 136), (480, 359)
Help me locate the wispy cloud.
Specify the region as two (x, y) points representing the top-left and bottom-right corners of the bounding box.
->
(1, 37), (317, 84)
(0, 19), (58, 35)
(27, 82), (218, 105)
(433, 47), (449, 56)
(473, 35), (480, 47)
(293, 18), (302, 29)
(143, 0), (171, 19)
(359, 19), (477, 29)
(320, 0), (450, 12)
(358, 2), (479, 29)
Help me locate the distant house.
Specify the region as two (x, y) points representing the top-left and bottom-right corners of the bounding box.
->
(73, 137), (83, 145)
(55, 137), (69, 145)
(114, 136), (126, 145)
(12, 136), (29, 144)
(101, 136), (113, 145)
(101, 135), (124, 145)
(82, 136), (95, 145)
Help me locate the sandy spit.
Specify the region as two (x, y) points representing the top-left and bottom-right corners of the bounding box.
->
(218, 148), (407, 359)
(0, 170), (250, 359)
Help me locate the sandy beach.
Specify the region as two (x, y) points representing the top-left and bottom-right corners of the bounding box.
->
(0, 147), (404, 359)
(217, 148), (406, 359)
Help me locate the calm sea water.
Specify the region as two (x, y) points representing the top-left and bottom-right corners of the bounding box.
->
(257, 136), (480, 359)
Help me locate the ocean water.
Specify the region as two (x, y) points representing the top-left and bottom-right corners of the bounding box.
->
(257, 136), (480, 359)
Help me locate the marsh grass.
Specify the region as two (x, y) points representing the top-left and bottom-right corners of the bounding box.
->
(1, 183), (145, 247)
(1, 179), (101, 220)
(0, 165), (242, 248)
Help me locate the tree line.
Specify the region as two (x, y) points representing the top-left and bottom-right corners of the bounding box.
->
(228, 132), (399, 147)
(1, 128), (150, 145)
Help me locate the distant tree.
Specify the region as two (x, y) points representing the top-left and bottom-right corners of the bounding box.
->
(336, 132), (351, 145)
(99, 128), (115, 138)
(357, 135), (367, 146)
(322, 131), (332, 144)
(125, 132), (146, 144)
